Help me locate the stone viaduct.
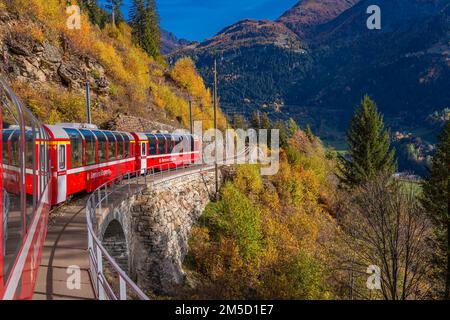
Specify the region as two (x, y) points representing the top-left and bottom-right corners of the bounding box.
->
(96, 168), (229, 295)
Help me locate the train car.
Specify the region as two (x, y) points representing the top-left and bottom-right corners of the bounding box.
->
(44, 124), (136, 206)
(1, 78), (52, 300)
(132, 132), (201, 173)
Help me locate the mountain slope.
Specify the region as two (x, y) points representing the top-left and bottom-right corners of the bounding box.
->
(161, 29), (192, 55)
(277, 0), (360, 37)
(172, 0), (450, 144)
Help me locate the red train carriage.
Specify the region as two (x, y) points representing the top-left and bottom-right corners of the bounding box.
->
(1, 78), (203, 300)
(44, 124), (136, 206)
(1, 78), (51, 300)
(131, 132), (201, 173)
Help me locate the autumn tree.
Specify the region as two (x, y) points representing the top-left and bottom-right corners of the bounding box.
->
(340, 174), (433, 300)
(339, 95), (397, 187)
(421, 121), (450, 299)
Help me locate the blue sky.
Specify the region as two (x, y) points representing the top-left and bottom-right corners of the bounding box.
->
(99, 0), (299, 41)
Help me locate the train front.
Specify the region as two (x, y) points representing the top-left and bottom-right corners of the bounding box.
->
(0, 78), (52, 300)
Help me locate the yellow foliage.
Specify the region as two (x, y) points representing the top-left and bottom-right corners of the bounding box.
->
(170, 57), (208, 97)
(186, 131), (341, 299)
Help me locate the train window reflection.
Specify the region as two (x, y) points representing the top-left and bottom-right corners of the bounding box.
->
(157, 136), (166, 155)
(2, 130), (11, 164)
(121, 133), (130, 158)
(80, 130), (96, 166)
(1, 102), (24, 288)
(59, 145), (66, 170)
(148, 136), (157, 155)
(114, 133), (124, 160)
(64, 129), (83, 168)
(10, 131), (20, 166)
(93, 131), (107, 163)
(104, 132), (116, 161)
(25, 131), (34, 169)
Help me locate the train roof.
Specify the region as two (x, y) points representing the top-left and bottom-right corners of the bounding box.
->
(44, 125), (133, 140)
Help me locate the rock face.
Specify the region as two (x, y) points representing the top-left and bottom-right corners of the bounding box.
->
(0, 13), (109, 94)
(103, 114), (179, 133)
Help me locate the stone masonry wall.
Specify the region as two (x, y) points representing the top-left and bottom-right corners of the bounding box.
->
(129, 170), (222, 295)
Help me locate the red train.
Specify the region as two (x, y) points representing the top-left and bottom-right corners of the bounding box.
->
(1, 78), (200, 299)
(44, 124), (200, 206)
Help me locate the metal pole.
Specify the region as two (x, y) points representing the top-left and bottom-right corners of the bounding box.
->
(86, 79), (91, 124)
(213, 59), (219, 198)
(189, 98), (193, 135)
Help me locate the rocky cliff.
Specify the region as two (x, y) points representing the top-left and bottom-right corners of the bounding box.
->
(0, 1), (219, 131)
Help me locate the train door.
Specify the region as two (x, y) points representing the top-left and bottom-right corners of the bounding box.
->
(56, 143), (67, 203)
(140, 141), (147, 175)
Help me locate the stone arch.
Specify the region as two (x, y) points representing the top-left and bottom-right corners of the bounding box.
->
(101, 219), (129, 272)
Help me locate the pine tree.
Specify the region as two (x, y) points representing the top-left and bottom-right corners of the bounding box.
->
(421, 121), (450, 299)
(287, 118), (299, 137)
(305, 124), (314, 142)
(339, 95), (397, 187)
(130, 0), (161, 58)
(78, 0), (108, 27)
(274, 120), (288, 148)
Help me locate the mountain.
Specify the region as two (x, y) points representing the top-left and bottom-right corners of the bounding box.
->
(193, 19), (304, 52)
(160, 29), (193, 55)
(171, 0), (450, 150)
(277, 0), (360, 37)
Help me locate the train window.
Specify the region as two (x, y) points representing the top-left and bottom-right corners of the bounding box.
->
(114, 133), (124, 160)
(121, 133), (130, 158)
(64, 129), (83, 168)
(148, 136), (157, 155)
(10, 130), (20, 166)
(58, 145), (65, 170)
(183, 135), (191, 153)
(25, 131), (34, 168)
(104, 131), (117, 161)
(157, 136), (166, 155)
(80, 130), (96, 166)
(172, 136), (182, 153)
(93, 131), (107, 163)
(166, 136), (173, 154)
(2, 130), (11, 164)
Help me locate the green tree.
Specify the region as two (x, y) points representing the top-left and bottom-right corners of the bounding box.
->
(130, 0), (161, 58)
(421, 121), (450, 299)
(78, 0), (108, 27)
(338, 95), (397, 187)
(305, 124), (314, 142)
(287, 118), (299, 137)
(274, 120), (288, 148)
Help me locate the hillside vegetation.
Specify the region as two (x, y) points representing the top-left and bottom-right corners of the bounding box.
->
(0, 0), (226, 130)
(183, 130), (343, 299)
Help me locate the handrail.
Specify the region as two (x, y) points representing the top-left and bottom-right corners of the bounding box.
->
(85, 148), (249, 300)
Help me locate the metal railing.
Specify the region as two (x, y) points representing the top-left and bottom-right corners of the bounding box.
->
(85, 148), (249, 300)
